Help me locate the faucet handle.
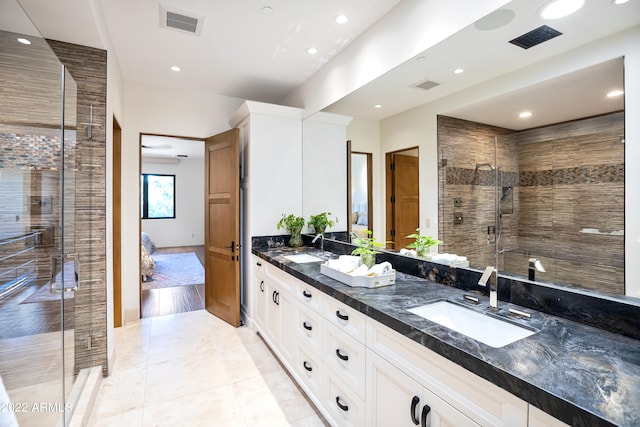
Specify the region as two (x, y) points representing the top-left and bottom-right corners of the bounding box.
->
(478, 265), (495, 287)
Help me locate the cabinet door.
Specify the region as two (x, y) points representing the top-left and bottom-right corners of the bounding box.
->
(254, 264), (267, 329)
(367, 351), (479, 427)
(264, 281), (280, 346)
(367, 350), (424, 427)
(278, 289), (295, 363)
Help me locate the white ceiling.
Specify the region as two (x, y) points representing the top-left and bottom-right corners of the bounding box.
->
(9, 0), (640, 131)
(141, 135), (204, 160)
(324, 0), (638, 129)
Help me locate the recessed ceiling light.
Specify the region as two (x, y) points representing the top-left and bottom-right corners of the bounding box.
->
(612, 0), (629, 4)
(335, 15), (348, 24)
(415, 56), (427, 61)
(261, 6), (273, 15)
(374, 104), (382, 109)
(519, 111), (532, 118)
(306, 47), (318, 55)
(170, 66), (181, 72)
(607, 89), (624, 97)
(539, 0), (584, 20)
(17, 38), (31, 45)
(453, 68), (464, 74)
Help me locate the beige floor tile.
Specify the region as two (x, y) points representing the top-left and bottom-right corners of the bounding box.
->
(89, 407), (143, 427)
(288, 414), (331, 427)
(144, 351), (230, 406)
(142, 384), (246, 427)
(262, 369), (317, 423)
(91, 366), (146, 419)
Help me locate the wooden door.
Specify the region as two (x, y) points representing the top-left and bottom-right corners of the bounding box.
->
(204, 128), (241, 326)
(386, 153), (419, 250)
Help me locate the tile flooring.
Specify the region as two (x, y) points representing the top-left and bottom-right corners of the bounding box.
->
(89, 310), (328, 427)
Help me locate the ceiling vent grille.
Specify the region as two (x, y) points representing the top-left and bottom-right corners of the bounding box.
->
(159, 5), (204, 36)
(413, 79), (441, 91)
(509, 25), (562, 49)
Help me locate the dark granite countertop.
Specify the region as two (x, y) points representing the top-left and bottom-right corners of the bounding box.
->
(252, 245), (640, 427)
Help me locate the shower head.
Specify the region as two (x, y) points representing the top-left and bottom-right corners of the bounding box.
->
(475, 162), (495, 171)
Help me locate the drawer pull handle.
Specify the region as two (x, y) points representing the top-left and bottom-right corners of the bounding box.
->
(303, 361), (313, 372)
(336, 396), (349, 412)
(302, 290), (312, 298)
(260, 280), (264, 292)
(421, 404), (431, 427)
(303, 322), (312, 331)
(257, 262), (262, 267)
(335, 348), (349, 361)
(335, 310), (349, 321)
(411, 396), (420, 425)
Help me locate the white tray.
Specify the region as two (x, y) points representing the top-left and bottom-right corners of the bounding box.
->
(320, 263), (396, 288)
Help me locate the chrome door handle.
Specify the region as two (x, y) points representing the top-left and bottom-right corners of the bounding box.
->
(50, 253), (79, 293)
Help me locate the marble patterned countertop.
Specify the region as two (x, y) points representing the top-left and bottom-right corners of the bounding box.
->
(252, 245), (640, 427)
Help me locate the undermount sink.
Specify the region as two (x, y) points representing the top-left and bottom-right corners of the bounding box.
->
(407, 300), (536, 348)
(283, 254), (324, 263)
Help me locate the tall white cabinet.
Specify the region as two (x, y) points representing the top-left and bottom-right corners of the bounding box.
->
(230, 102), (352, 325)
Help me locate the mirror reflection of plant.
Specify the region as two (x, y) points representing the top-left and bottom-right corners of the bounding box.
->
(308, 212), (338, 235)
(406, 228), (442, 258)
(277, 213), (306, 247)
(351, 230), (385, 267)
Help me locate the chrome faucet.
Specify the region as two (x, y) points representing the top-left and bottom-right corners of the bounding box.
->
(478, 265), (498, 309)
(312, 233), (324, 254)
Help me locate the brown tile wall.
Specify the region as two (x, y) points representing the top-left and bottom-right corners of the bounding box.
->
(438, 113), (624, 294)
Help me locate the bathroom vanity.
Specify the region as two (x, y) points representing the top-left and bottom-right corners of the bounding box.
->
(251, 241), (639, 427)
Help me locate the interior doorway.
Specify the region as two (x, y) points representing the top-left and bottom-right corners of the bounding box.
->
(385, 148), (419, 250)
(112, 117), (122, 327)
(138, 134), (206, 319)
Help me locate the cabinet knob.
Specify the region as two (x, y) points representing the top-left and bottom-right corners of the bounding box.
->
(421, 404), (431, 427)
(411, 396), (420, 425)
(336, 396), (349, 412)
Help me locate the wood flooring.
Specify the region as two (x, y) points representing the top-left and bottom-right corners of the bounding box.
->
(141, 245), (205, 319)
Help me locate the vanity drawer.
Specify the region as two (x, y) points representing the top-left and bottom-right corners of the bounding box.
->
(295, 280), (326, 314)
(294, 301), (325, 355)
(325, 298), (366, 343)
(325, 369), (366, 427)
(326, 323), (366, 399)
(295, 341), (327, 400)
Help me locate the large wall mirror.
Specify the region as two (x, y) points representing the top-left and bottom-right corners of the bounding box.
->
(317, 0), (639, 301)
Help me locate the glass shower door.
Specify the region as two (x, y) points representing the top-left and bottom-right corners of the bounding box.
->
(0, 2), (79, 425)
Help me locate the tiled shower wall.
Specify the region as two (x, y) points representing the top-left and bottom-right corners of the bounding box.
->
(438, 113), (625, 295)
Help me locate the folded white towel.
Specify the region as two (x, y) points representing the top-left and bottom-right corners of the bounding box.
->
(367, 261), (393, 277)
(400, 248), (416, 257)
(350, 265), (370, 276)
(327, 255), (362, 273)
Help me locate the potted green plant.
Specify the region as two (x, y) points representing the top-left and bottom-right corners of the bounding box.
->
(351, 230), (385, 268)
(307, 212), (338, 235)
(277, 213), (306, 247)
(406, 228), (442, 259)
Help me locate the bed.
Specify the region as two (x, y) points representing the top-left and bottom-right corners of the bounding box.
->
(141, 232), (156, 280)
(351, 203), (370, 239)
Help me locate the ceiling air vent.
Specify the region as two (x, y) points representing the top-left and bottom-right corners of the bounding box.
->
(159, 4), (204, 36)
(509, 25), (562, 50)
(413, 79), (441, 91)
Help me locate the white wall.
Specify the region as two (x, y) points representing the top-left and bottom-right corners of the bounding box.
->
(121, 82), (243, 323)
(141, 155), (205, 248)
(378, 27), (640, 297)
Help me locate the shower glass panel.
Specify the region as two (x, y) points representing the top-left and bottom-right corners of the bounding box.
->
(0, 1), (82, 425)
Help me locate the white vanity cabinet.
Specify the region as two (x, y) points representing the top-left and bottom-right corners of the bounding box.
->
(252, 260), (543, 427)
(262, 265), (295, 364)
(367, 350), (478, 427)
(366, 318), (529, 426)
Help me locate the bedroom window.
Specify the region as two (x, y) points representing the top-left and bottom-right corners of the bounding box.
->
(141, 174), (176, 219)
